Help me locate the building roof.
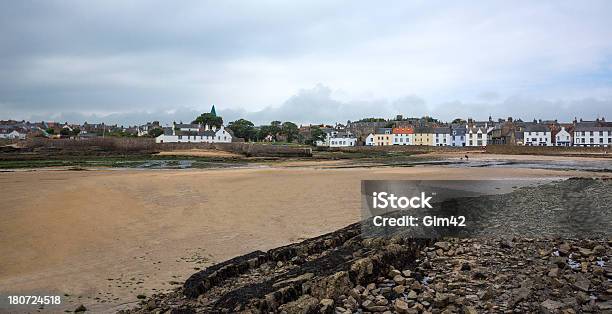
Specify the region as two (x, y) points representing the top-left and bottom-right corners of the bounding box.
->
(376, 128), (392, 134)
(392, 127), (414, 134)
(414, 126), (433, 133)
(524, 124), (550, 132)
(433, 127), (451, 134)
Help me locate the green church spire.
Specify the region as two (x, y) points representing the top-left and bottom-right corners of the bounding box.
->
(210, 105), (217, 117)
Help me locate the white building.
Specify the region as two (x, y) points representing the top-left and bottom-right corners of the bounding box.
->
(466, 126), (488, 147)
(554, 127), (572, 146)
(155, 122), (233, 143)
(523, 124), (551, 146)
(137, 121), (161, 136)
(365, 133), (375, 146)
(573, 126), (612, 147)
(433, 127), (451, 146)
(391, 128), (413, 145)
(0, 129), (26, 140)
(316, 130), (357, 147)
(450, 126), (466, 147)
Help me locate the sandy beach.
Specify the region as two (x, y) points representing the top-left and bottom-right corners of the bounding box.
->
(0, 162), (609, 312)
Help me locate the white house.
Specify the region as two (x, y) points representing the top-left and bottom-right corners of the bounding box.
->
(573, 126), (612, 147)
(391, 127), (413, 145)
(523, 124), (551, 146)
(466, 126), (488, 147)
(155, 122), (232, 143)
(433, 127), (451, 146)
(0, 127), (26, 140)
(316, 130), (356, 147)
(365, 133), (375, 146)
(450, 126), (466, 147)
(554, 127), (572, 146)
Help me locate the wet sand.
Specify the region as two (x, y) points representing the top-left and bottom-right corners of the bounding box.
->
(0, 164), (609, 312)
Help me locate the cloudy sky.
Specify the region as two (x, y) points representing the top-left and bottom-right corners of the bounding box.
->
(1, 1), (612, 126)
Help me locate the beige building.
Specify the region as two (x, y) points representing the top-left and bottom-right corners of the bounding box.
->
(413, 127), (434, 146)
(372, 128), (393, 146)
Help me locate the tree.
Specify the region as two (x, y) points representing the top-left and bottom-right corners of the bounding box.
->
(72, 127), (81, 136)
(60, 128), (72, 137)
(193, 113), (223, 128)
(228, 119), (256, 141)
(148, 128), (164, 137)
(281, 121), (299, 142)
(309, 126), (327, 146)
(452, 118), (466, 124)
(46, 128), (55, 135)
(358, 118), (386, 122)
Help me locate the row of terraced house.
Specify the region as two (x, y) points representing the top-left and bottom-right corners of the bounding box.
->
(315, 116), (612, 148)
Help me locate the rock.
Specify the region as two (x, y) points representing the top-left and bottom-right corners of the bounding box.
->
(578, 247), (593, 257)
(548, 267), (559, 277)
(500, 240), (514, 249)
(74, 304), (87, 313)
(460, 262), (471, 271)
(319, 298), (334, 314)
(402, 270), (412, 277)
(310, 271), (351, 299)
(540, 299), (563, 314)
(394, 299), (410, 314)
(575, 291), (590, 304)
(558, 243), (572, 256)
(511, 286), (531, 307)
(573, 274), (590, 292)
(592, 245), (606, 255)
(550, 256), (567, 268)
(597, 301), (612, 311)
(145, 299), (157, 311)
(334, 306), (347, 313)
(393, 275), (406, 285)
(374, 295), (389, 306)
(434, 241), (451, 251)
(463, 306), (478, 314)
(434, 292), (450, 307)
(407, 290), (418, 300)
(393, 285), (406, 294)
(279, 295), (319, 314)
(389, 269), (402, 278)
(345, 295), (359, 310)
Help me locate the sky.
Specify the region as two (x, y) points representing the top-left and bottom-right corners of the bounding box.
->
(1, 0), (612, 126)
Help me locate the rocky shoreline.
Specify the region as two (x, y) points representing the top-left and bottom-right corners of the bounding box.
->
(120, 179), (611, 313)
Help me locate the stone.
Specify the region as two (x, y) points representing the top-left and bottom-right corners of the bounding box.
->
(558, 243), (572, 256)
(434, 292), (450, 307)
(407, 290), (418, 300)
(578, 247), (593, 257)
(548, 267), (559, 277)
(393, 285), (406, 294)
(374, 295), (389, 306)
(402, 270), (412, 277)
(434, 241), (451, 251)
(393, 275), (406, 285)
(389, 269), (402, 278)
(573, 274), (590, 292)
(540, 299), (563, 314)
(75, 304), (87, 313)
(394, 299), (410, 314)
(319, 299), (334, 314)
(463, 306), (478, 314)
(592, 245), (606, 255)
